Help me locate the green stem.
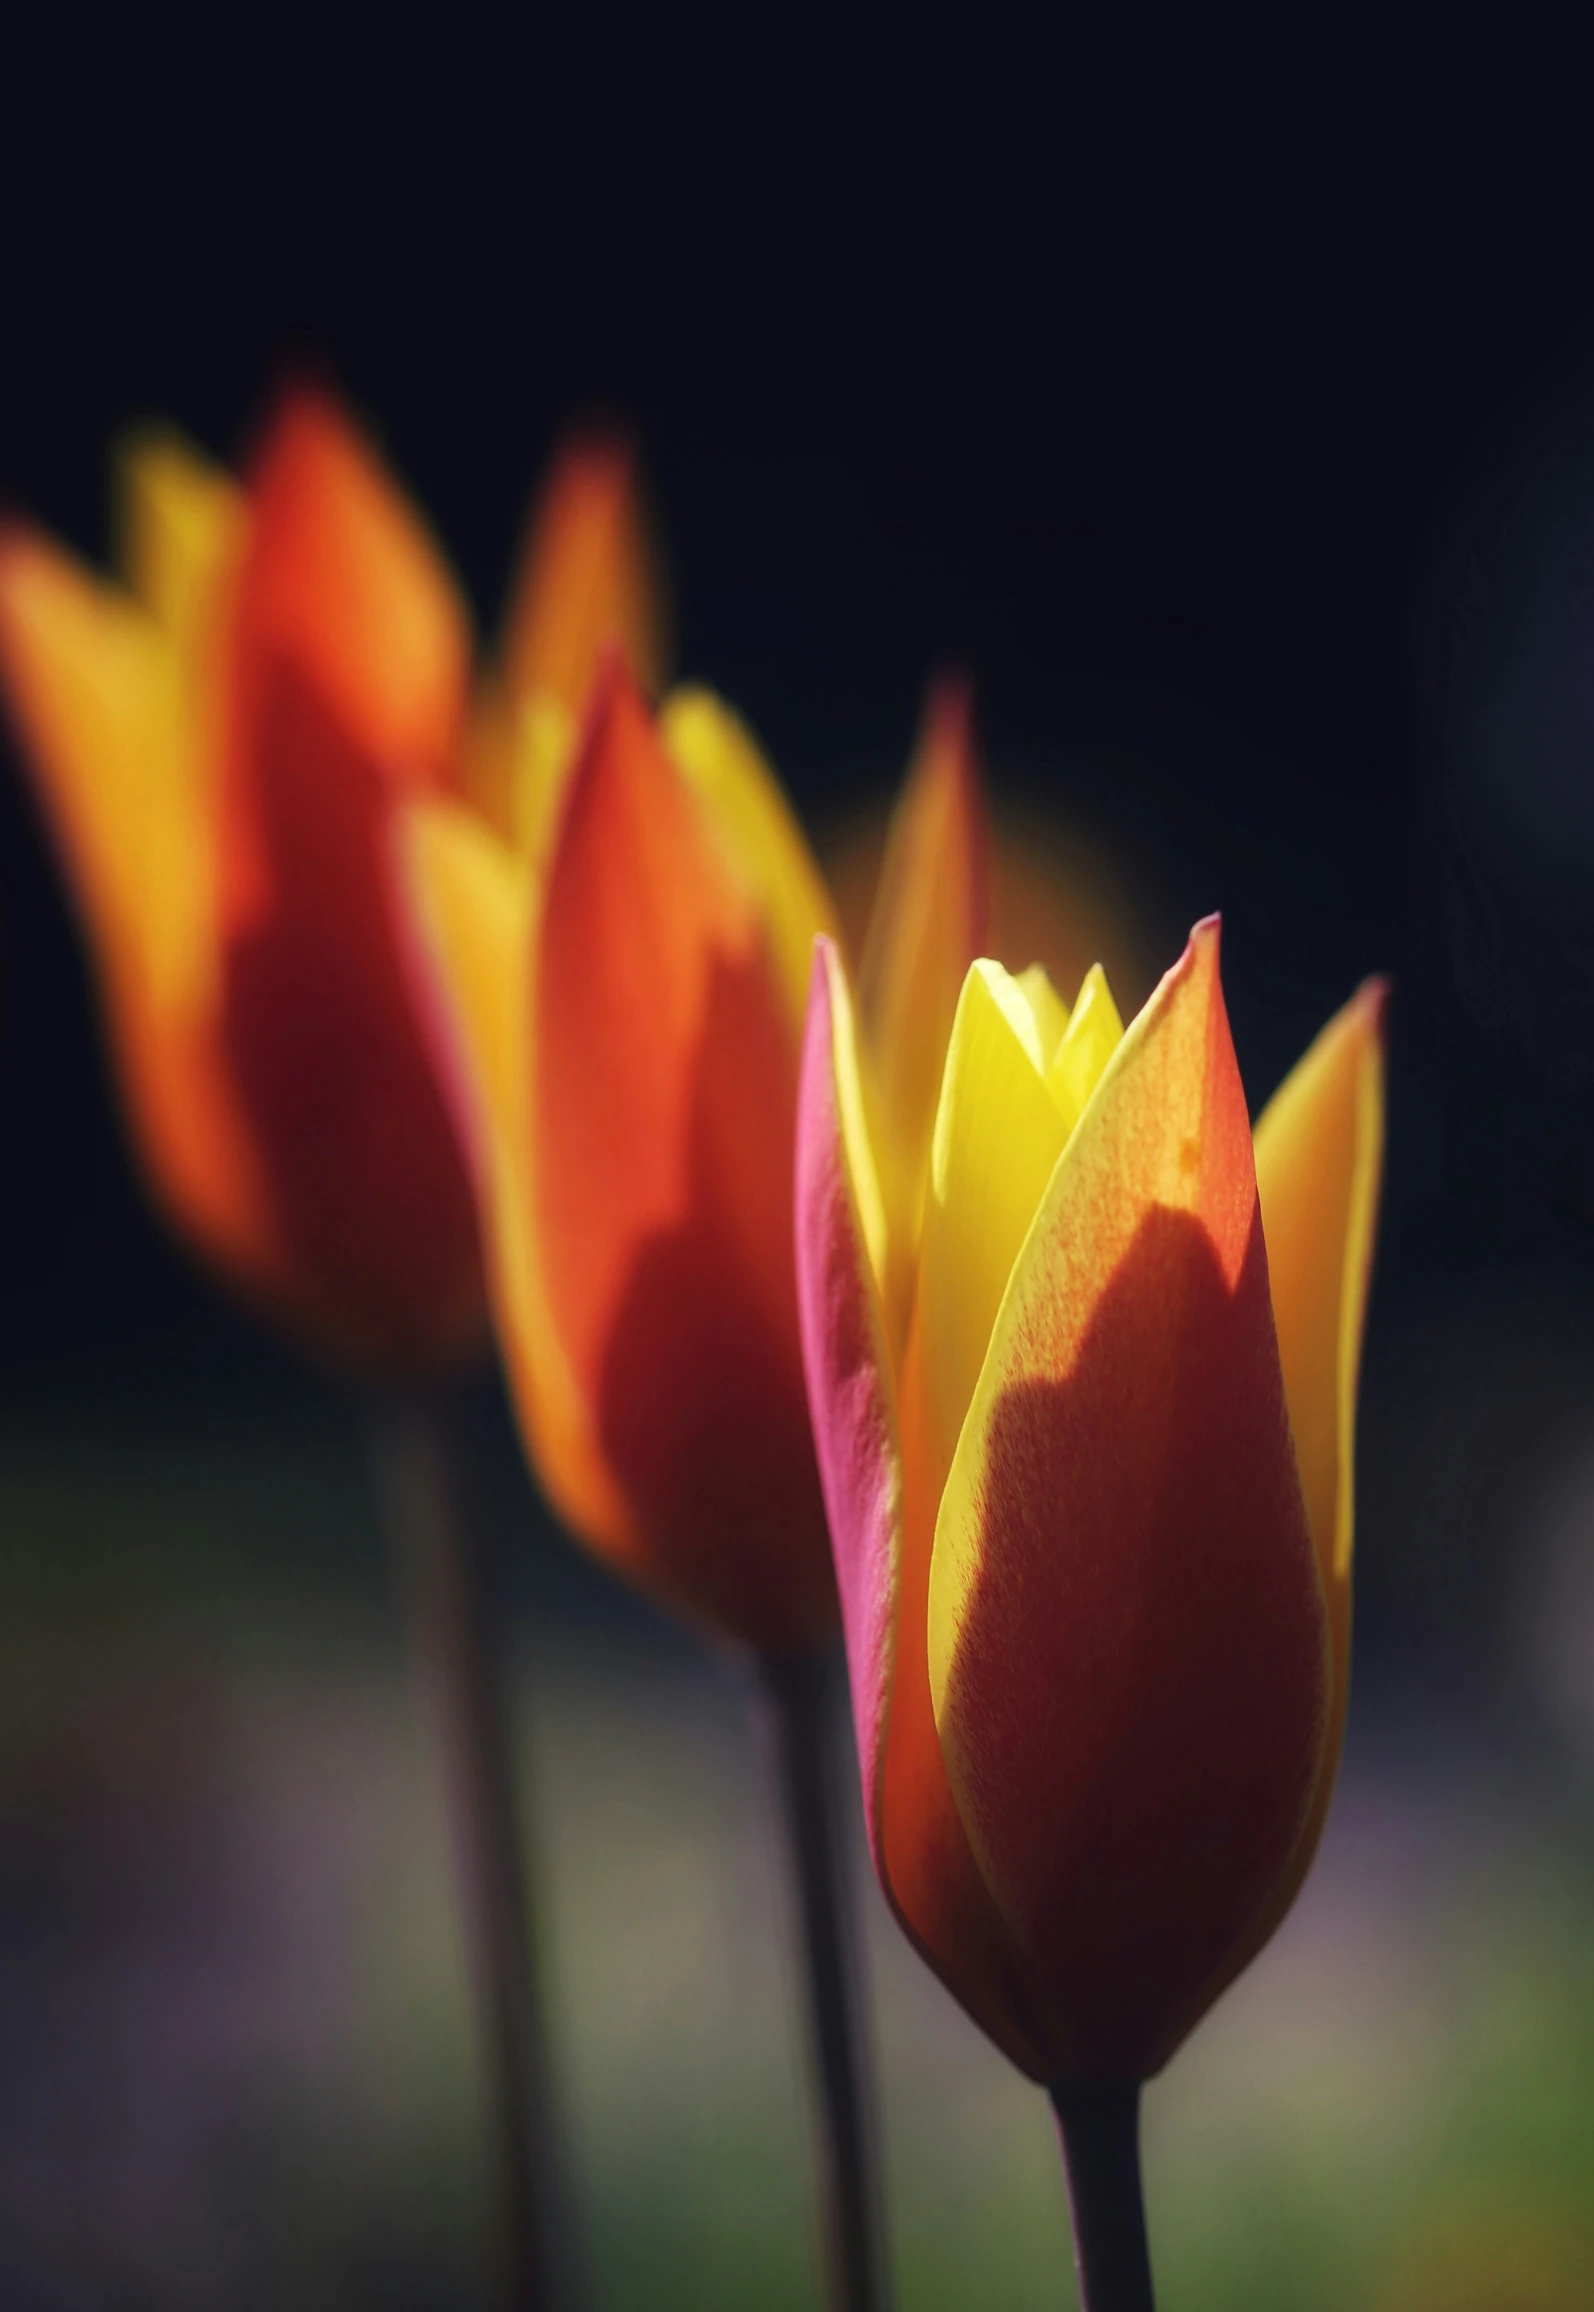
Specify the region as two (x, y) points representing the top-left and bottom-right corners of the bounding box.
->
(371, 1391), (569, 2312)
(755, 1649), (892, 2312)
(1049, 2079), (1154, 2312)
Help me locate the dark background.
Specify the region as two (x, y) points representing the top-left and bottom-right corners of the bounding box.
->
(3, 106), (1594, 2304)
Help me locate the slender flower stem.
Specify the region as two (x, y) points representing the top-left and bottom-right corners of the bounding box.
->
(370, 1391), (568, 2312)
(754, 1648), (891, 2312)
(1049, 2080), (1154, 2312)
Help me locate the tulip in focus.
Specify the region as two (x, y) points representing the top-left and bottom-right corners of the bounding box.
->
(795, 920), (1387, 2087)
(0, 389), (662, 1370)
(401, 663), (987, 1649)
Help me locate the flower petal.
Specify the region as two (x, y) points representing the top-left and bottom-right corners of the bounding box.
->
(219, 661), (484, 1365)
(795, 938), (1048, 2072)
(116, 428), (247, 661)
(534, 661), (833, 1648)
(398, 798), (632, 1548)
(500, 434), (666, 716)
(0, 522), (278, 1291)
(660, 686), (839, 1031)
(216, 394), (482, 1364)
(462, 436), (663, 841)
(929, 919), (1330, 2079)
(909, 959), (1073, 1508)
(1047, 961), (1124, 1130)
(506, 697), (580, 871)
(231, 387), (469, 799)
(1012, 963), (1071, 1062)
(0, 526), (206, 1011)
(1240, 976), (1388, 1939)
(857, 679), (988, 1245)
(795, 938), (901, 1859)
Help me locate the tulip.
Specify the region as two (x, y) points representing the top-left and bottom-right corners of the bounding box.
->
(400, 663), (987, 2307)
(0, 386), (664, 2312)
(0, 388), (661, 1370)
(400, 665), (985, 1649)
(795, 917), (1386, 2308)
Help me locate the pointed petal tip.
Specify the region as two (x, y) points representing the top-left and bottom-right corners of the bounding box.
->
(921, 673), (984, 813)
(112, 416), (208, 480)
(560, 643), (642, 801)
(924, 668), (975, 740)
(243, 376), (351, 469)
(238, 378), (399, 522)
(1153, 913), (1222, 1003)
(501, 429), (666, 717)
(551, 426), (640, 485)
(534, 428), (647, 562)
(810, 926), (843, 989)
(802, 935), (851, 1096)
(1355, 974), (1392, 1043)
(583, 638), (638, 720)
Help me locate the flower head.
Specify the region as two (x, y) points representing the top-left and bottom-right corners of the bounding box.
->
(795, 918), (1386, 2079)
(400, 673), (987, 1649)
(0, 389), (657, 1370)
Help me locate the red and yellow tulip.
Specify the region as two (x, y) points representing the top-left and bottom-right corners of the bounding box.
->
(400, 673), (987, 1649)
(0, 389), (660, 1369)
(795, 917), (1386, 2081)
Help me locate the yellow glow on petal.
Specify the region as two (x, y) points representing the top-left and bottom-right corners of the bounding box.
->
(114, 431), (245, 1012)
(0, 529), (213, 1022)
(115, 429), (246, 657)
(1254, 982), (1386, 1598)
(507, 695), (578, 871)
(457, 691), (579, 867)
(1254, 980), (1386, 1752)
(400, 798), (633, 1548)
(910, 960), (1072, 1508)
(1012, 963), (1070, 1066)
(454, 683), (516, 839)
(1047, 962), (1124, 1133)
(1211, 976), (1387, 1986)
(0, 523), (279, 1287)
(929, 923), (1238, 1729)
(661, 686), (839, 1028)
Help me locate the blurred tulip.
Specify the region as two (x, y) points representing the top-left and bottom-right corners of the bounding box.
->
(401, 667), (987, 1651)
(827, 795), (1148, 1056)
(0, 387), (666, 2310)
(795, 917), (1387, 2085)
(0, 389), (661, 1371)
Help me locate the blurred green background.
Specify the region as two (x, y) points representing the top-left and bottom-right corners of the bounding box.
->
(1, 1323), (1592, 2307)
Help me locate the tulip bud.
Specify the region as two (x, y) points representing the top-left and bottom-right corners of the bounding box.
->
(796, 919), (1387, 2081)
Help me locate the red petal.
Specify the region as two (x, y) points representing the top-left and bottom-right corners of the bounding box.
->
(534, 661), (834, 1648)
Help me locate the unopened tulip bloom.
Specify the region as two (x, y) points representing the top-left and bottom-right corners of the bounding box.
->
(401, 666), (985, 1649)
(796, 917), (1385, 2304)
(0, 389), (661, 1369)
